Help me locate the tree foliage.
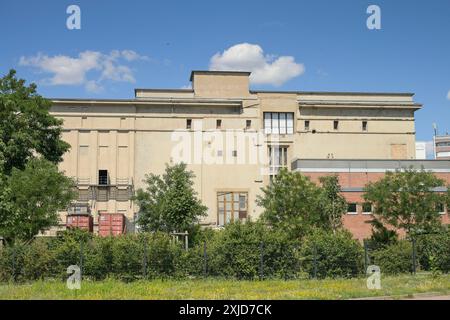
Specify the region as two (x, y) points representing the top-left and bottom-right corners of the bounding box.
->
(134, 163), (207, 233)
(317, 175), (347, 233)
(0, 69), (69, 174)
(0, 158), (76, 244)
(363, 168), (446, 237)
(257, 169), (323, 238)
(0, 70), (76, 243)
(257, 170), (349, 238)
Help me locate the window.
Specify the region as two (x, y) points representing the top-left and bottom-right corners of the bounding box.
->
(216, 119), (222, 129)
(232, 150), (237, 157)
(437, 151), (450, 158)
(436, 202), (446, 214)
(246, 120), (251, 130)
(186, 119), (192, 129)
(98, 170), (108, 185)
(362, 203), (372, 214)
(304, 120), (310, 131)
(264, 112), (294, 134)
(268, 146), (288, 175)
(436, 142), (450, 147)
(333, 120), (339, 130)
(347, 203), (357, 215)
(362, 121), (368, 131)
(217, 192), (248, 225)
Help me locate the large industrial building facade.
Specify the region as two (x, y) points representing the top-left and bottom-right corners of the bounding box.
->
(50, 71), (450, 239)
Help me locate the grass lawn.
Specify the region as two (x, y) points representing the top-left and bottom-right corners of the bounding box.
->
(0, 273), (449, 300)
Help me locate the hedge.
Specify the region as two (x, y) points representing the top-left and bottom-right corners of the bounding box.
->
(298, 229), (364, 278)
(1, 224), (448, 282)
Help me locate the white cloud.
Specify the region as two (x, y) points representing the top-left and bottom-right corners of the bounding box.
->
(19, 50), (149, 92)
(209, 43), (304, 86)
(85, 80), (103, 93)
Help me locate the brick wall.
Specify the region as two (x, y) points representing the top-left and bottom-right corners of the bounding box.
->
(303, 171), (450, 240)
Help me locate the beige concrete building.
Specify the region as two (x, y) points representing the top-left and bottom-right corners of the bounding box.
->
(435, 135), (450, 160)
(50, 70), (422, 233)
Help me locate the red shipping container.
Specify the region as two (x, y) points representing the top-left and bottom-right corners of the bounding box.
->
(66, 214), (93, 232)
(98, 213), (126, 237)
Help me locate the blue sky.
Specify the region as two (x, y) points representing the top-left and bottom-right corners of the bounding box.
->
(0, 0), (449, 142)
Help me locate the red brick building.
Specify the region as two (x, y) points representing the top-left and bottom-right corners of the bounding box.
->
(292, 159), (450, 240)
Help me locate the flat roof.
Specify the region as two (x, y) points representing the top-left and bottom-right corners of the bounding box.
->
(292, 159), (450, 172)
(253, 90), (415, 96)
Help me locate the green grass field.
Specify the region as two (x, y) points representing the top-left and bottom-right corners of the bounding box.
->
(0, 274), (449, 300)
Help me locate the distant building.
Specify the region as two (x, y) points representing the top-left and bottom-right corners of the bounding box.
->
(415, 141), (427, 159)
(435, 135), (450, 160)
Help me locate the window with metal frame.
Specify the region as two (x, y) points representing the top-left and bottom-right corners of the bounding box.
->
(263, 112), (294, 134)
(268, 146), (288, 175)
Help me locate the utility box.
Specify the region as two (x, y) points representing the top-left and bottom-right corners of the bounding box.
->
(98, 213), (126, 237)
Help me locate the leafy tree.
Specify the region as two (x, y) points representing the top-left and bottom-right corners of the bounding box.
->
(134, 163), (207, 233)
(0, 158), (76, 244)
(317, 175), (347, 233)
(363, 168), (446, 237)
(0, 69), (69, 174)
(365, 219), (398, 251)
(257, 168), (322, 238)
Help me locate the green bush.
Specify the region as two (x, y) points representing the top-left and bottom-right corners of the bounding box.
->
(21, 239), (56, 281)
(416, 232), (450, 273)
(0, 242), (26, 282)
(50, 229), (92, 280)
(372, 240), (414, 275)
(299, 229), (364, 278)
(207, 221), (300, 279)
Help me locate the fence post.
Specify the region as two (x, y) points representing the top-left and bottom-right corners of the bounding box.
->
(79, 240), (84, 280)
(412, 237), (417, 275)
(363, 239), (369, 273)
(203, 241), (207, 278)
(12, 243), (16, 282)
(259, 242), (264, 281)
(313, 243), (318, 279)
(143, 238), (148, 279)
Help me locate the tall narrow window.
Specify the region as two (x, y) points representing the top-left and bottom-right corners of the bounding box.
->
(362, 121), (368, 131)
(186, 119), (192, 129)
(216, 119), (222, 129)
(279, 113), (287, 134)
(246, 120), (251, 130)
(268, 146), (288, 175)
(333, 120), (339, 130)
(264, 113), (272, 134)
(304, 120), (310, 131)
(286, 113), (294, 134)
(98, 170), (108, 185)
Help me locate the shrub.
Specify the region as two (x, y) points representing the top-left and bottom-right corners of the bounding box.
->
(207, 221), (300, 279)
(299, 229), (364, 278)
(50, 229), (92, 280)
(372, 240), (414, 275)
(21, 239), (56, 281)
(416, 232), (450, 273)
(0, 242), (26, 282)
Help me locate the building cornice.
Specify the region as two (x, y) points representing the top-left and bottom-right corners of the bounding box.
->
(51, 98), (243, 107)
